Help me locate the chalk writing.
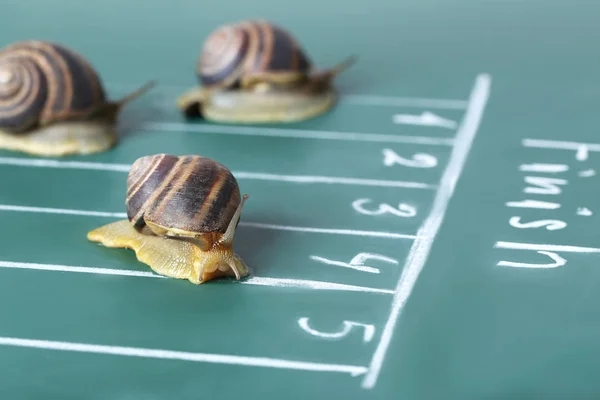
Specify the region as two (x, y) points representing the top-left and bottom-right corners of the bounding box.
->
(496, 241), (600, 253)
(392, 111), (457, 129)
(577, 207), (593, 216)
(496, 138), (600, 269)
(493, 241), (600, 268)
(576, 146), (589, 161)
(508, 216), (566, 231)
(523, 177), (568, 195)
(505, 200), (561, 210)
(352, 199), (417, 218)
(382, 149), (438, 168)
(310, 253), (399, 274)
(298, 317), (375, 343)
(519, 163), (569, 174)
(523, 139), (600, 159)
(520, 163), (569, 173)
(497, 250), (566, 269)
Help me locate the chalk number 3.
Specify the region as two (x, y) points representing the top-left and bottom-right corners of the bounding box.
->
(298, 317), (375, 343)
(353, 199), (417, 218)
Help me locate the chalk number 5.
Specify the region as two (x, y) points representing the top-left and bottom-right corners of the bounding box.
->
(298, 317), (375, 343)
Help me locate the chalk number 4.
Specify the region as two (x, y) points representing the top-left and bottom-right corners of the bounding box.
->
(298, 317), (375, 343)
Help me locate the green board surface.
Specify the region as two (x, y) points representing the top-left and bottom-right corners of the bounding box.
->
(1, 0), (599, 399)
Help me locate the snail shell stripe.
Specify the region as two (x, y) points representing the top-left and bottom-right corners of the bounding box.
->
(4, 45), (71, 124)
(199, 25), (243, 74)
(0, 41), (106, 133)
(126, 154), (169, 206)
(0, 48), (53, 131)
(126, 155), (241, 236)
(251, 21), (310, 74)
(126, 154), (178, 227)
(147, 157), (201, 221)
(197, 21), (311, 89)
(198, 24), (250, 88)
(0, 57), (46, 130)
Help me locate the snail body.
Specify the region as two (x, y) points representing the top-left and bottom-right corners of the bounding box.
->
(0, 40), (154, 156)
(88, 154), (250, 285)
(177, 20), (356, 124)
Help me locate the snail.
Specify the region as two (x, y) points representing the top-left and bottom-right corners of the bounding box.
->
(177, 20), (356, 124)
(0, 40), (154, 156)
(87, 153), (250, 285)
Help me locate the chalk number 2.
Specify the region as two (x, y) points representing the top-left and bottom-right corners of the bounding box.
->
(383, 148), (437, 168)
(298, 317), (375, 343)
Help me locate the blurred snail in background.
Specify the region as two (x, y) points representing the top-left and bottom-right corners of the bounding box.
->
(88, 153), (250, 285)
(177, 20), (356, 124)
(0, 40), (154, 156)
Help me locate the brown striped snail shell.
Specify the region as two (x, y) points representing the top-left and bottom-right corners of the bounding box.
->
(0, 40), (154, 156)
(125, 154), (244, 240)
(87, 154), (250, 285)
(197, 20), (313, 91)
(177, 20), (356, 124)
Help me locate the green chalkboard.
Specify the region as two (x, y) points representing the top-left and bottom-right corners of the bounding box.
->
(1, 0), (600, 399)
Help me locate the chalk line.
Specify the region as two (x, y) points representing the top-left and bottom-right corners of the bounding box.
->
(0, 157), (436, 189)
(144, 122), (455, 146)
(0, 261), (162, 278)
(245, 277), (394, 294)
(494, 241), (600, 253)
(0, 204), (126, 218)
(0, 157), (130, 172)
(0, 204), (416, 240)
(239, 222), (418, 239)
(523, 139), (600, 152)
(0, 261), (394, 294)
(105, 81), (468, 110)
(362, 73), (492, 389)
(231, 172), (436, 189)
(341, 95), (468, 109)
(0, 336), (367, 376)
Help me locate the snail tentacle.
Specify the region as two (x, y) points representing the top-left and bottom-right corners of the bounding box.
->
(219, 193), (249, 246)
(83, 80), (156, 124)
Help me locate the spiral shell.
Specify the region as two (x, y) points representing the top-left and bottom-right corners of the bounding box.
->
(125, 154), (242, 238)
(197, 20), (312, 90)
(0, 40), (106, 133)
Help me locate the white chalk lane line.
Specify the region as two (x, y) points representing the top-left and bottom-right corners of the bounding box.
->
(106, 81), (469, 110)
(0, 261), (394, 295)
(362, 73), (493, 389)
(0, 204), (419, 240)
(142, 122), (456, 146)
(0, 157), (437, 190)
(0, 336), (368, 376)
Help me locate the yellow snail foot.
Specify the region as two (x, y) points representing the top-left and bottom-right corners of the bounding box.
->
(0, 120), (117, 156)
(178, 85), (337, 124)
(87, 219), (250, 285)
